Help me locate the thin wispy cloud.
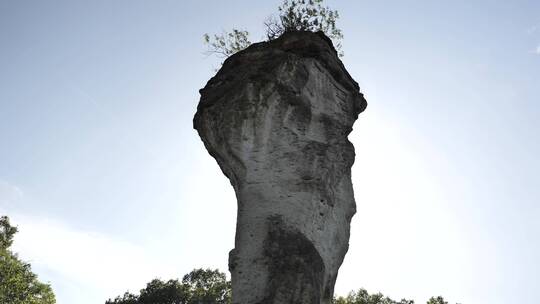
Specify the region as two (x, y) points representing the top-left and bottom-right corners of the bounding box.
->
(0, 180), (23, 205)
(527, 44), (540, 55)
(525, 23), (540, 55)
(6, 212), (182, 303)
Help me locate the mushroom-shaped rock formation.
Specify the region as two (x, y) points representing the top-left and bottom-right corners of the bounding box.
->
(194, 31), (367, 304)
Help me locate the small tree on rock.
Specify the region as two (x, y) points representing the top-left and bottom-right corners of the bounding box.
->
(203, 30), (251, 59)
(204, 0), (344, 59)
(265, 0), (343, 54)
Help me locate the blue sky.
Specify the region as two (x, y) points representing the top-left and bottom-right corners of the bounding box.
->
(1, 1), (539, 303)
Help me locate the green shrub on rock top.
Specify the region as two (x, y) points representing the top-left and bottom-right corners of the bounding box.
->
(203, 0), (344, 60)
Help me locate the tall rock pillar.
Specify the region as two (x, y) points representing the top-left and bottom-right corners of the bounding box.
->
(194, 31), (367, 304)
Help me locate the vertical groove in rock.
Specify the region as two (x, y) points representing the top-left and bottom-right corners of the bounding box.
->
(194, 31), (367, 304)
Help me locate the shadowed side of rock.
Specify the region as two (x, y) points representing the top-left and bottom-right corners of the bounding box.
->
(194, 31), (366, 304)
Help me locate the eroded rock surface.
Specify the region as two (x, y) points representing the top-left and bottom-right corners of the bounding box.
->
(194, 31), (367, 304)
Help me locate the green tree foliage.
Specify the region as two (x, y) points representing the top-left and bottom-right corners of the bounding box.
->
(182, 269), (230, 304)
(106, 268), (231, 304)
(203, 0), (344, 59)
(203, 30), (251, 59)
(0, 216), (56, 304)
(333, 288), (414, 304)
(265, 0), (343, 54)
(0, 216), (18, 249)
(426, 296), (448, 304)
(108, 268), (459, 304)
(334, 289), (458, 304)
(108, 272), (459, 304)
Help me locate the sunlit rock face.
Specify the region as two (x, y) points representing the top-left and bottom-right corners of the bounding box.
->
(194, 31), (366, 304)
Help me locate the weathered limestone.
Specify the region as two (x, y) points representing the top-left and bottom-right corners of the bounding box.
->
(194, 31), (366, 304)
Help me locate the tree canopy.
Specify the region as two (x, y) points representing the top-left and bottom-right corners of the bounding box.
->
(0, 215), (56, 304)
(426, 296), (450, 304)
(106, 268), (231, 304)
(107, 267), (460, 304)
(333, 288), (414, 304)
